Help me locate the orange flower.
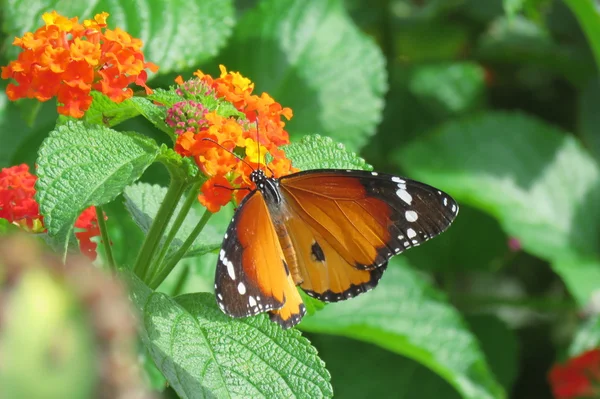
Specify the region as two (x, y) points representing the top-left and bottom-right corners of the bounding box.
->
(1, 11), (157, 118)
(198, 176), (233, 213)
(173, 66), (298, 212)
(549, 349), (600, 399)
(0, 164), (105, 260)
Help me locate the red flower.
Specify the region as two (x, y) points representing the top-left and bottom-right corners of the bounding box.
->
(549, 349), (600, 399)
(0, 164), (104, 260)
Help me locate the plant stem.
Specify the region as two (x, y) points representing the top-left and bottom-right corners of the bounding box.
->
(95, 205), (115, 271)
(170, 264), (190, 297)
(150, 180), (202, 276)
(149, 209), (212, 289)
(133, 178), (186, 282)
(564, 0), (600, 73)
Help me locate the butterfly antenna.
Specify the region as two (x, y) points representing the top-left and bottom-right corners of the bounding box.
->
(255, 116), (276, 177)
(200, 138), (255, 171)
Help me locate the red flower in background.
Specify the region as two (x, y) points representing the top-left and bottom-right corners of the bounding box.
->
(549, 349), (600, 399)
(0, 164), (104, 260)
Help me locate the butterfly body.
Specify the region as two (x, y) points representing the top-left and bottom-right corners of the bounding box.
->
(215, 168), (459, 329)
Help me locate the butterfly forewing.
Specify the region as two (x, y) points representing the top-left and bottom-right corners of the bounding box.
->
(214, 191), (305, 328)
(279, 169), (459, 271)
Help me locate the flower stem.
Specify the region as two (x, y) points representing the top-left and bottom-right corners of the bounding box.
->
(149, 209), (212, 290)
(149, 180), (202, 277)
(95, 205), (115, 271)
(133, 177), (186, 283)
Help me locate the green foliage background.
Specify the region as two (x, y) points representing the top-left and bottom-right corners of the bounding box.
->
(1, 0), (600, 398)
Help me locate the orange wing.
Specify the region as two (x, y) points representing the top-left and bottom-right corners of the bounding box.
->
(214, 191), (305, 329)
(283, 206), (387, 301)
(279, 169), (458, 272)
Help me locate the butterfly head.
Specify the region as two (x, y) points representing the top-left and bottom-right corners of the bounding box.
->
(250, 169), (282, 205)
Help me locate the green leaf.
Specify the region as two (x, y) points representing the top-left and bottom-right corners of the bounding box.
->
(405, 205), (507, 272)
(123, 182), (222, 259)
(300, 259), (504, 399)
(0, 93), (57, 167)
(83, 92), (141, 128)
(221, 0), (387, 151)
(0, 218), (20, 235)
(128, 274), (333, 398)
(397, 111), (600, 305)
(1, 0), (235, 75)
(36, 121), (159, 258)
(408, 62), (486, 117)
(0, 269), (97, 399)
(466, 315), (519, 392)
(578, 78), (600, 161)
(129, 97), (173, 137)
(564, 0), (600, 72)
(569, 316), (600, 356)
(308, 335), (459, 399)
(283, 135), (372, 171)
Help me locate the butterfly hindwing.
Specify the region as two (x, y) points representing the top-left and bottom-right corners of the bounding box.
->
(279, 169), (459, 271)
(214, 191), (305, 328)
(283, 207), (388, 302)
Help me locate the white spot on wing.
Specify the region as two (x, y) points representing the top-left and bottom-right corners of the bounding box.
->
(237, 282), (246, 295)
(452, 204), (457, 213)
(248, 296), (257, 307)
(226, 259), (236, 280)
(443, 197), (448, 206)
(371, 172), (378, 176)
(405, 210), (418, 222)
(396, 189), (412, 205)
(407, 228), (417, 239)
(392, 176), (405, 183)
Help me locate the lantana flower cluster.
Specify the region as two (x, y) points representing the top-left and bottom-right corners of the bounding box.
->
(549, 348), (600, 399)
(0, 164), (103, 260)
(170, 65), (297, 212)
(1, 11), (158, 118)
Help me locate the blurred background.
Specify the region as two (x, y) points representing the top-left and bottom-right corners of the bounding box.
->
(2, 0), (600, 398)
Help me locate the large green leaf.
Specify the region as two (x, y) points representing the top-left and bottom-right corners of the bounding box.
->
(300, 258), (504, 399)
(36, 121), (159, 258)
(408, 62), (486, 118)
(128, 274), (333, 398)
(396, 111), (600, 305)
(221, 0), (386, 151)
(0, 0), (234, 75)
(308, 335), (459, 399)
(123, 182), (222, 259)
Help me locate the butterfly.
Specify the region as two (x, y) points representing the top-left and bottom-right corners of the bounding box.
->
(214, 168), (458, 329)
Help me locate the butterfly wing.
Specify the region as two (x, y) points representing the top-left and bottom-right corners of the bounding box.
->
(283, 206), (388, 301)
(279, 169), (458, 273)
(214, 191), (305, 328)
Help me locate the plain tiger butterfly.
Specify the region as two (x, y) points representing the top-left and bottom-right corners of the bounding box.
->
(214, 164), (459, 329)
